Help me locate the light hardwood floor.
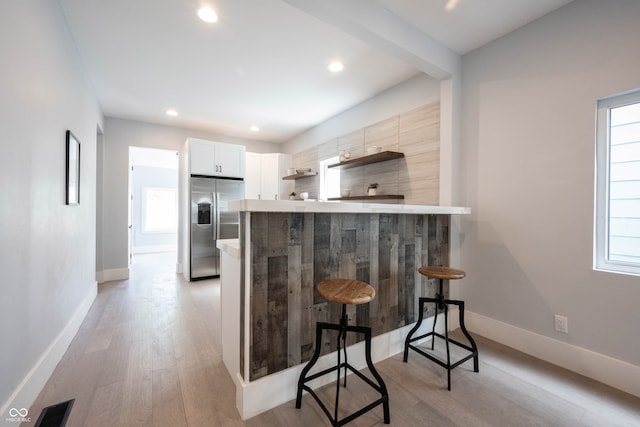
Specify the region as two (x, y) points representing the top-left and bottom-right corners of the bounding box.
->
(25, 253), (640, 426)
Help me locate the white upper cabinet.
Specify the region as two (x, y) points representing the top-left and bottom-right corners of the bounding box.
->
(215, 141), (245, 178)
(245, 152), (262, 199)
(245, 152), (293, 200)
(189, 139), (216, 175)
(260, 154), (280, 200)
(187, 138), (245, 178)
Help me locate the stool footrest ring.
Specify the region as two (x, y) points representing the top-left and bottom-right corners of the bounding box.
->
(407, 343), (477, 371)
(407, 332), (476, 354)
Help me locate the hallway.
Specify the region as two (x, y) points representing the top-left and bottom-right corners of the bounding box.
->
(27, 253), (240, 426)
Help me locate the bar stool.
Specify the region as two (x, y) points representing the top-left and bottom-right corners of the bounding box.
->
(403, 266), (479, 391)
(296, 278), (390, 426)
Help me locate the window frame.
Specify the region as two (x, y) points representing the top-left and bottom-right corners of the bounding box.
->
(318, 156), (341, 202)
(594, 89), (640, 276)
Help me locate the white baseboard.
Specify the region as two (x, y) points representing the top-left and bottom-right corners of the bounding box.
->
(0, 282), (97, 419)
(97, 268), (129, 283)
(466, 311), (640, 398)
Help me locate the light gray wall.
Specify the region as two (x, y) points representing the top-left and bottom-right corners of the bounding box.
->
(460, 0), (640, 365)
(0, 0), (103, 410)
(100, 118), (278, 274)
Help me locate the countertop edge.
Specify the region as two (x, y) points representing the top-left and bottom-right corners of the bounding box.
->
(216, 238), (240, 258)
(228, 199), (471, 215)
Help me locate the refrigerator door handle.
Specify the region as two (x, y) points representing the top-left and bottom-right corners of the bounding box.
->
(215, 191), (220, 240)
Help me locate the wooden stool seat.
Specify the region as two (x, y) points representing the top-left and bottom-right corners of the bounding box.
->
(317, 279), (375, 305)
(418, 266), (466, 281)
(404, 265), (478, 391)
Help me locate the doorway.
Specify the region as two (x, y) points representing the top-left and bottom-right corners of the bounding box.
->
(128, 147), (179, 266)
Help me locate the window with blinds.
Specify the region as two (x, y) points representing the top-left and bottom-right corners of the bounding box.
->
(595, 90), (640, 276)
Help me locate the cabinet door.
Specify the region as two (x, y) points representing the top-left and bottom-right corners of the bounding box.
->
(260, 154), (280, 200)
(189, 139), (216, 175)
(215, 142), (245, 178)
(245, 152), (262, 199)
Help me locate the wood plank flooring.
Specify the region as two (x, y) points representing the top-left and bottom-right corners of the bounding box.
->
(25, 253), (640, 426)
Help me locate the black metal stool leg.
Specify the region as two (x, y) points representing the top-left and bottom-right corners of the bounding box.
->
(432, 278), (446, 349)
(443, 302), (451, 391)
(333, 304), (350, 423)
(450, 299), (479, 373)
(334, 326), (343, 425)
(404, 297), (426, 362)
(430, 295), (439, 350)
(363, 327), (390, 424)
(341, 305), (348, 387)
(297, 322), (325, 408)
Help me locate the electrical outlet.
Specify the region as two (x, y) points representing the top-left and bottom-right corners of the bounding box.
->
(554, 315), (569, 333)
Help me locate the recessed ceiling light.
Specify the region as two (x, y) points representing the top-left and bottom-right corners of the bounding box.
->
(250, 126), (260, 132)
(166, 109), (178, 117)
(445, 0), (460, 11)
(197, 7), (218, 23)
(328, 61), (344, 73)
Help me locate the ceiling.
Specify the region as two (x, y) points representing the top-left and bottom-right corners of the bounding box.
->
(57, 0), (574, 143)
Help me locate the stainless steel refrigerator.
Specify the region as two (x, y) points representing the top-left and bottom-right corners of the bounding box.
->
(190, 176), (244, 280)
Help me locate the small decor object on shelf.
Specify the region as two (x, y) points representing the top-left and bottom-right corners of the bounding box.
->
(289, 192), (296, 200)
(367, 183), (379, 196)
(340, 189), (351, 197)
(300, 192), (309, 200)
(338, 150), (352, 162)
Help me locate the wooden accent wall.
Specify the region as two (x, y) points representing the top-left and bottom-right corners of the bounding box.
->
(292, 102), (440, 205)
(244, 211), (450, 381)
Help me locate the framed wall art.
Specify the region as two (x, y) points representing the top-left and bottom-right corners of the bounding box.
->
(66, 130), (81, 205)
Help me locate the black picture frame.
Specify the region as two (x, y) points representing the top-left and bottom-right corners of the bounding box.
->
(65, 130), (80, 205)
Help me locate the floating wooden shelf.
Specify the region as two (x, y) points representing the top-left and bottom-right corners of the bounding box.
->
(327, 151), (405, 170)
(328, 195), (405, 201)
(282, 172), (318, 180)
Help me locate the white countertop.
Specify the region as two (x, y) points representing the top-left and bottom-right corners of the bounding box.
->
(228, 199), (470, 215)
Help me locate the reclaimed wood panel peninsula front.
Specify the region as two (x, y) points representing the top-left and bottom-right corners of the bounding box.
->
(228, 200), (470, 377)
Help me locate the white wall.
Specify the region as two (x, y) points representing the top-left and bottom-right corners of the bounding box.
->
(0, 0), (103, 414)
(460, 0), (640, 367)
(99, 118), (279, 278)
(282, 73), (440, 154)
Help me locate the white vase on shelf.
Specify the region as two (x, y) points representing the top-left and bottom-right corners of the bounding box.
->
(367, 187), (377, 196)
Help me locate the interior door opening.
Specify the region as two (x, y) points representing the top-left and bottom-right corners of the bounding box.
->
(128, 147), (179, 266)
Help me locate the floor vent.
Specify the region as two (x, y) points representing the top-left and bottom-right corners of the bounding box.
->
(34, 399), (74, 427)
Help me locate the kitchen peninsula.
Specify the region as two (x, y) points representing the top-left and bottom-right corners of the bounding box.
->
(217, 199), (470, 419)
